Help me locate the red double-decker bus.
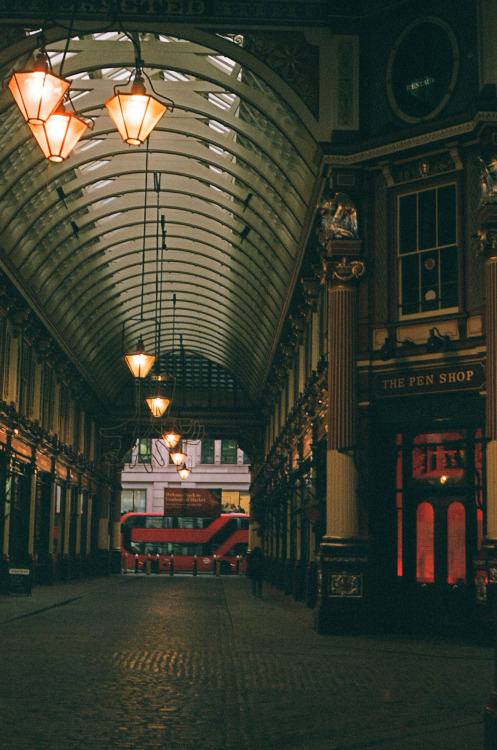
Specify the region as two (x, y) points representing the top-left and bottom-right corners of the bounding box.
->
(121, 511), (249, 573)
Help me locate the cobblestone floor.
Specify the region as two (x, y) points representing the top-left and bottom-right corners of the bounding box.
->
(0, 574), (494, 749)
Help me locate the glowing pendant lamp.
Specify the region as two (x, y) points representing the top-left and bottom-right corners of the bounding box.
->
(28, 104), (88, 162)
(178, 463), (191, 480)
(146, 395), (170, 418)
(162, 428), (181, 450)
(105, 73), (168, 146)
(170, 443), (186, 466)
(125, 336), (155, 378)
(8, 52), (70, 125)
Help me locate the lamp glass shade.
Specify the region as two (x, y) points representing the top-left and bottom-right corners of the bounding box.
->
(170, 449), (186, 466)
(162, 429), (181, 449)
(146, 396), (170, 418)
(178, 464), (191, 479)
(124, 338), (155, 378)
(105, 89), (168, 145)
(28, 110), (88, 162)
(8, 70), (70, 124)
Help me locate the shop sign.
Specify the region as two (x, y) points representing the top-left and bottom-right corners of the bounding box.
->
(36, 452), (52, 473)
(9, 568), (32, 595)
(374, 362), (485, 398)
(164, 488), (222, 517)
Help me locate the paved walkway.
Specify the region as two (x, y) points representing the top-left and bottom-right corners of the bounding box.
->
(0, 574), (494, 749)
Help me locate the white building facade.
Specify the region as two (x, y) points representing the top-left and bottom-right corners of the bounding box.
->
(121, 438), (251, 516)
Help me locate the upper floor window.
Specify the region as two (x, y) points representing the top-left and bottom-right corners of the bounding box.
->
(121, 489), (146, 514)
(221, 439), (237, 464)
(138, 438), (152, 464)
(398, 183), (458, 317)
(201, 438), (215, 464)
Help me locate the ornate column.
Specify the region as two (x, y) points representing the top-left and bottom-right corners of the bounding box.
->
(315, 253), (367, 633)
(477, 205), (497, 749)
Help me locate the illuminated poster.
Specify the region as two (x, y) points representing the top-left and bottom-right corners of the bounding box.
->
(164, 488), (221, 517)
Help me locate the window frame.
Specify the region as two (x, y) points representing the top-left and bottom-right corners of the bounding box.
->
(393, 174), (463, 322)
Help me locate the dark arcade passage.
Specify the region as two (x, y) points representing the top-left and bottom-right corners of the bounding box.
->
(0, 575), (493, 750)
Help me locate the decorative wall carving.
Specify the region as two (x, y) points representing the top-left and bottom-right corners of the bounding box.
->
(243, 32), (319, 116)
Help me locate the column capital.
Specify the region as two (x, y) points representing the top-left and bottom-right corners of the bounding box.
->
(476, 228), (497, 259)
(321, 255), (366, 287)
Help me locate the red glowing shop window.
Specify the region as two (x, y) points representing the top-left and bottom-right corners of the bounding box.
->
(396, 434), (403, 576)
(447, 501), (466, 584)
(416, 502), (434, 583)
(412, 432), (464, 483)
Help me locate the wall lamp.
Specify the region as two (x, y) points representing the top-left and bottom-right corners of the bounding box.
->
(426, 327), (451, 353)
(379, 336), (416, 360)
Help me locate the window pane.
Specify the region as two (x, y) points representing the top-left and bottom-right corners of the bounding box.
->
(399, 194), (417, 254)
(440, 245), (458, 308)
(438, 184), (456, 246)
(447, 501), (466, 584)
(221, 439), (237, 464)
(401, 254), (419, 315)
(420, 250), (439, 311)
(201, 439), (215, 463)
(418, 189), (436, 250)
(416, 502), (434, 583)
(138, 439), (151, 463)
(121, 489), (146, 513)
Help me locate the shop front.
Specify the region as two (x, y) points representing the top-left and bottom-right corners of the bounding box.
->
(370, 361), (486, 634)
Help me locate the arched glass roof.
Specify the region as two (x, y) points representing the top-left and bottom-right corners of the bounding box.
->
(0, 28), (320, 404)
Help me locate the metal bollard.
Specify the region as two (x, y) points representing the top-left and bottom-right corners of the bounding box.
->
(193, 555), (198, 576)
(134, 554), (139, 574)
(156, 553), (160, 574)
(170, 554), (174, 576)
(236, 555), (241, 575)
(146, 554), (151, 575)
(213, 555), (217, 575)
(215, 556), (221, 576)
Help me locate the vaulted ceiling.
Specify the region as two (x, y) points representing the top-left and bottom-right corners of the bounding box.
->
(0, 19), (326, 417)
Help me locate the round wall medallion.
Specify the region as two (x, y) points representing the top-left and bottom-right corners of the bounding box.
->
(387, 17), (459, 123)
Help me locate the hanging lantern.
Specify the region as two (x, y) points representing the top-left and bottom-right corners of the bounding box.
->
(162, 428), (181, 449)
(105, 73), (168, 146)
(124, 336), (155, 378)
(28, 104), (88, 162)
(170, 442), (186, 466)
(146, 395), (170, 418)
(8, 52), (70, 125)
(178, 463), (191, 480)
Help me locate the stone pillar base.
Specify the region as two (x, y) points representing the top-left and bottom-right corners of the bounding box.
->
(314, 537), (369, 634)
(95, 549), (110, 576)
(485, 689), (497, 750)
(474, 542), (497, 624)
(110, 549), (122, 574)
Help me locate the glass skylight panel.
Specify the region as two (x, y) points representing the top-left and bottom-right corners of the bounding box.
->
(209, 120), (231, 135)
(208, 55), (237, 75)
(209, 144), (230, 158)
(66, 71), (91, 81)
(101, 67), (132, 81)
(93, 32), (126, 41)
(208, 93), (236, 111)
(162, 70), (190, 82)
(74, 139), (103, 154)
(97, 212), (123, 223)
(48, 51), (77, 67)
(79, 160), (110, 173)
(66, 90), (90, 104)
(94, 196), (117, 208)
(86, 179), (114, 192)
